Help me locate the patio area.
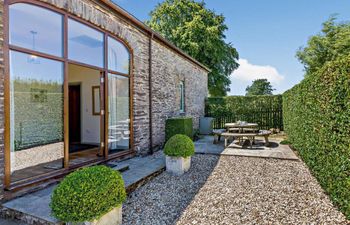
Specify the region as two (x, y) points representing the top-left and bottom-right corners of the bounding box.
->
(195, 135), (299, 160)
(1, 135), (349, 224)
(1, 152), (165, 225)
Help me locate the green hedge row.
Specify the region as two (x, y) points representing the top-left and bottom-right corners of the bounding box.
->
(283, 55), (350, 219)
(165, 117), (193, 142)
(206, 95), (283, 130)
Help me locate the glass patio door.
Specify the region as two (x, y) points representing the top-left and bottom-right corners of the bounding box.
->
(107, 74), (130, 154)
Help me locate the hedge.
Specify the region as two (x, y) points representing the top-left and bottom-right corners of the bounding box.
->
(283, 55), (350, 219)
(165, 117), (193, 142)
(206, 95), (283, 130)
(50, 166), (126, 223)
(164, 134), (195, 158)
(13, 79), (63, 151)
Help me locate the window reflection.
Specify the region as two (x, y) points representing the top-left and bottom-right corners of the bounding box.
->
(9, 50), (64, 175)
(108, 37), (130, 74)
(9, 3), (63, 57)
(108, 74), (130, 152)
(68, 19), (104, 68)
(180, 81), (185, 112)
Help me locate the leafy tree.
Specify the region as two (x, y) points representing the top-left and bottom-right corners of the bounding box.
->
(245, 79), (275, 96)
(147, 0), (239, 96)
(296, 16), (350, 75)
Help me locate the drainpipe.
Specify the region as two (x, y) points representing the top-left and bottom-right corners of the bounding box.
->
(149, 33), (154, 154)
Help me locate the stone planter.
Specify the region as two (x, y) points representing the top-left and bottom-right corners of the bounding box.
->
(166, 156), (191, 175)
(67, 206), (122, 225)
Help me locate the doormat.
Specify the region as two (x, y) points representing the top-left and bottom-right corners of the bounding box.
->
(69, 144), (99, 153)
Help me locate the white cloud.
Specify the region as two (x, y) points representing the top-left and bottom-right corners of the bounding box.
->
(231, 59), (284, 83)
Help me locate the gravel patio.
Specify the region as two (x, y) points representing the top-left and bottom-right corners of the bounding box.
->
(123, 154), (349, 225)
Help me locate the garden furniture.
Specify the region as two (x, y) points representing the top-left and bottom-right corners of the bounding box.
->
(212, 129), (226, 144)
(222, 130), (272, 148)
(225, 122), (259, 133)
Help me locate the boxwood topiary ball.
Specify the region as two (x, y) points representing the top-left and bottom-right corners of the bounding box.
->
(50, 165), (126, 223)
(164, 134), (195, 158)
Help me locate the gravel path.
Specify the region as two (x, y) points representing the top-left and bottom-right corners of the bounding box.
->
(123, 155), (349, 225)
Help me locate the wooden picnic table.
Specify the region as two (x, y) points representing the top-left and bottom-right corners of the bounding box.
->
(225, 122), (259, 133)
(222, 130), (272, 148)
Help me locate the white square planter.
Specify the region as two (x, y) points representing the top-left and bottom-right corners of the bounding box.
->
(166, 156), (191, 175)
(67, 206), (122, 225)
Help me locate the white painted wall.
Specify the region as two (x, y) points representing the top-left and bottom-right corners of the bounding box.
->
(68, 64), (100, 144)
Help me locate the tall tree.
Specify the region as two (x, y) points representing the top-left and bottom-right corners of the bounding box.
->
(296, 16), (350, 75)
(245, 79), (275, 96)
(147, 0), (239, 96)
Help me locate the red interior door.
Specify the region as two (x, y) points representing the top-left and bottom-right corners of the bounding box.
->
(69, 85), (81, 144)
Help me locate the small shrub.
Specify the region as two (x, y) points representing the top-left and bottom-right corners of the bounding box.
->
(164, 134), (195, 158)
(50, 166), (126, 223)
(165, 117), (193, 141)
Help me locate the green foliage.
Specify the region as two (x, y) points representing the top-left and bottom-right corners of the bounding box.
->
(13, 78), (63, 150)
(164, 134), (195, 157)
(165, 117), (193, 142)
(147, 0), (239, 96)
(279, 140), (291, 145)
(206, 95), (283, 130)
(296, 16), (350, 75)
(245, 79), (275, 96)
(50, 166), (126, 223)
(283, 55), (350, 219)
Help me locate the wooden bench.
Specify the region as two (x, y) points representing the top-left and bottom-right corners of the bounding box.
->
(212, 129), (226, 144)
(258, 130), (272, 146)
(222, 130), (272, 148)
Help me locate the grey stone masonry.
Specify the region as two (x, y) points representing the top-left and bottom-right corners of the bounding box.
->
(0, 0), (5, 201)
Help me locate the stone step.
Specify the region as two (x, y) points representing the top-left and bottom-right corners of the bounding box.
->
(1, 152), (165, 225)
(105, 161), (130, 172)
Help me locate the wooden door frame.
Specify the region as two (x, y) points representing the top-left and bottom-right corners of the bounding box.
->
(3, 0), (135, 190)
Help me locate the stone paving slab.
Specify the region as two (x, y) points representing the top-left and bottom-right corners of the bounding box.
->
(2, 152), (165, 225)
(195, 135), (225, 155)
(222, 139), (299, 160)
(195, 135), (298, 160)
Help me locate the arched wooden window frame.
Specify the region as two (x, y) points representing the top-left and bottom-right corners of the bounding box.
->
(3, 0), (134, 189)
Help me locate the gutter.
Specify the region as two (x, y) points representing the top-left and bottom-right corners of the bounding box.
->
(149, 33), (154, 154)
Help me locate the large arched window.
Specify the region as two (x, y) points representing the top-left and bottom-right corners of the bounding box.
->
(6, 2), (132, 185)
(9, 3), (65, 181)
(108, 37), (130, 74)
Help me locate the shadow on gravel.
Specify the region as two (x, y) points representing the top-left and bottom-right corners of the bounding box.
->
(122, 154), (220, 225)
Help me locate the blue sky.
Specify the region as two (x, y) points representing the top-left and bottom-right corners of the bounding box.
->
(113, 0), (350, 95)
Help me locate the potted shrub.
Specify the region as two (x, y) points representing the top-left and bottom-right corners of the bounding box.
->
(164, 134), (195, 175)
(50, 165), (126, 225)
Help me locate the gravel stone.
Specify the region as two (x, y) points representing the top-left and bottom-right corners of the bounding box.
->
(123, 155), (349, 225)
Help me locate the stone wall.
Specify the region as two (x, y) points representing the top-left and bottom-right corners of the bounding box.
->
(1, 0), (208, 160)
(0, 0), (4, 200)
(151, 41), (208, 147)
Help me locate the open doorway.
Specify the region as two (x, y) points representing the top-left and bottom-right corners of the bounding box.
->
(68, 64), (103, 165)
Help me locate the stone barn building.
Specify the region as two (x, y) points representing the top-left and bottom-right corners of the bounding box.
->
(0, 0), (209, 200)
